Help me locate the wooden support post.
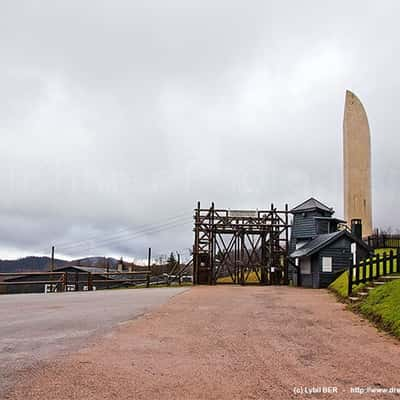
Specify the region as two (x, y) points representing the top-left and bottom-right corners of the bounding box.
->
(383, 252), (387, 275)
(260, 231), (266, 285)
(209, 202), (215, 285)
(362, 260), (367, 284)
(283, 203), (289, 285)
(61, 272), (67, 292)
(167, 272), (171, 286)
(146, 272), (150, 288)
(50, 246), (55, 272)
(355, 256), (360, 284)
(87, 272), (93, 291)
(75, 271), (79, 291)
(348, 259), (353, 297)
(235, 233), (239, 284)
(239, 232), (244, 286)
(397, 248), (400, 273)
(147, 248), (151, 288)
(389, 250), (394, 274)
(369, 256), (373, 282)
(375, 254), (380, 278)
(106, 258), (109, 290)
(193, 201), (200, 285)
(177, 253), (181, 286)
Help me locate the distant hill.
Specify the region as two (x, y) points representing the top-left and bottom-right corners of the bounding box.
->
(0, 256), (120, 273)
(0, 256), (69, 273)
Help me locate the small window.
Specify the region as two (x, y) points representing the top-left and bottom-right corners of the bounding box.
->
(318, 220), (329, 234)
(322, 256), (332, 272)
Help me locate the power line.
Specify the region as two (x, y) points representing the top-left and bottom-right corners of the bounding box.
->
(59, 217), (191, 252)
(81, 219), (192, 253)
(60, 218), (193, 255)
(51, 212), (189, 250)
(45, 213), (191, 253)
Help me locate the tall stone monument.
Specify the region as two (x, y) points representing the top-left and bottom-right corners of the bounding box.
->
(343, 90), (373, 237)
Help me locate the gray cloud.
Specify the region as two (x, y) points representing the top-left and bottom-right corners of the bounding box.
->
(1, 0), (399, 260)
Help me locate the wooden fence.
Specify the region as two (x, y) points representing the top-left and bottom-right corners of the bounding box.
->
(0, 271), (67, 292)
(0, 270), (153, 294)
(367, 233), (400, 249)
(348, 250), (400, 296)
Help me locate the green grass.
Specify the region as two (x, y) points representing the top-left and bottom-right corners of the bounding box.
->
(359, 280), (400, 338)
(329, 248), (398, 298)
(329, 248), (400, 339)
(217, 270), (260, 283)
(328, 270), (349, 298)
(328, 270), (366, 298)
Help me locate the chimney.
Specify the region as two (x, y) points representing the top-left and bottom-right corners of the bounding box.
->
(351, 219), (362, 239)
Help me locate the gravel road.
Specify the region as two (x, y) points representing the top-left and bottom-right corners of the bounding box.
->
(0, 287), (187, 396)
(5, 286), (400, 399)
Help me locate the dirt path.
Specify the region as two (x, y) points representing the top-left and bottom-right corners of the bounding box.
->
(0, 288), (187, 397)
(5, 286), (400, 399)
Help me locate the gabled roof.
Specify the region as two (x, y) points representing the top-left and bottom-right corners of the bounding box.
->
(290, 231), (342, 258)
(290, 197), (333, 214)
(290, 230), (370, 258)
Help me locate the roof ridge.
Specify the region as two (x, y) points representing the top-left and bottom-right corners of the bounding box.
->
(290, 197), (333, 213)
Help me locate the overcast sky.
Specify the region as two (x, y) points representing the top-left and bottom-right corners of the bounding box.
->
(0, 1), (399, 262)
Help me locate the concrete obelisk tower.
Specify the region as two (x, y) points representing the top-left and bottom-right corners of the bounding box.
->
(343, 90), (373, 237)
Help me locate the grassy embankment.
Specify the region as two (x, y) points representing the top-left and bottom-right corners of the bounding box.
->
(329, 249), (400, 338)
(359, 279), (400, 338)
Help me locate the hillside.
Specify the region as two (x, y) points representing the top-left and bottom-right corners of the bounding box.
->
(0, 257), (69, 273)
(0, 256), (120, 273)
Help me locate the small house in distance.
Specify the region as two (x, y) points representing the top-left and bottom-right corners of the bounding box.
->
(289, 198), (371, 288)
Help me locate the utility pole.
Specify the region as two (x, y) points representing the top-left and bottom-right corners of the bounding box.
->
(147, 248), (152, 269)
(50, 246), (55, 272)
(177, 252), (181, 285)
(147, 248), (151, 288)
(106, 257), (109, 290)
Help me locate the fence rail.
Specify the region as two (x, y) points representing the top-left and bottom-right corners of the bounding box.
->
(0, 271), (66, 292)
(0, 269), (168, 293)
(348, 250), (400, 296)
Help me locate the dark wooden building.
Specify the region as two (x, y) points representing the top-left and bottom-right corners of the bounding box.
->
(289, 198), (371, 288)
(1, 265), (115, 295)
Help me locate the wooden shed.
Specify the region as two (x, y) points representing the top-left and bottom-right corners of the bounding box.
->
(289, 198), (371, 288)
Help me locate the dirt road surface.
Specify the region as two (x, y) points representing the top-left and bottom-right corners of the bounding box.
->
(0, 288), (187, 396)
(5, 286), (400, 399)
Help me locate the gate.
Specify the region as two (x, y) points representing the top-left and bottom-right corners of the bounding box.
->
(193, 202), (291, 285)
